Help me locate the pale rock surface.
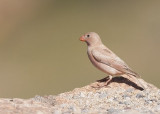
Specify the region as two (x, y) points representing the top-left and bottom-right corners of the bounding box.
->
(0, 77), (159, 114)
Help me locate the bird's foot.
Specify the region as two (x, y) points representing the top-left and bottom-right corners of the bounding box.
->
(91, 75), (112, 88)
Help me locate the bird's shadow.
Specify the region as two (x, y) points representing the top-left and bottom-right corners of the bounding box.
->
(97, 76), (144, 91)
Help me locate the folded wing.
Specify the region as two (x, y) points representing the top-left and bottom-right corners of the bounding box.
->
(91, 48), (140, 78)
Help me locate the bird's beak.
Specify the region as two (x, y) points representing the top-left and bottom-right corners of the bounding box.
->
(79, 36), (85, 42)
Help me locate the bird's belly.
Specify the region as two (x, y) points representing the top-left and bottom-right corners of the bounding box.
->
(96, 63), (122, 76)
(87, 50), (122, 76)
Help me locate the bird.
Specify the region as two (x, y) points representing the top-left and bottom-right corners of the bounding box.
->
(79, 32), (144, 88)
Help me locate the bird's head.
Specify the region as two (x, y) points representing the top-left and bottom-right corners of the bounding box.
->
(80, 32), (102, 46)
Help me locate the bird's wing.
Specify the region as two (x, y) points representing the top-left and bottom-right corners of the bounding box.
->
(91, 48), (140, 77)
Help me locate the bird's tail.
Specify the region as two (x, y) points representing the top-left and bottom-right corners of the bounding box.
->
(125, 68), (141, 78)
(122, 74), (147, 90)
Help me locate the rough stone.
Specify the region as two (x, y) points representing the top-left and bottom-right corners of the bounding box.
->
(0, 77), (159, 114)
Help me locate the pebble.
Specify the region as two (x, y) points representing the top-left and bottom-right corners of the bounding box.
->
(119, 101), (123, 104)
(126, 88), (134, 93)
(122, 94), (130, 99)
(73, 107), (81, 113)
(136, 93), (145, 98)
(81, 108), (88, 113)
(154, 105), (160, 111)
(80, 92), (85, 98)
(99, 93), (107, 98)
(73, 95), (80, 99)
(124, 101), (131, 105)
(107, 108), (121, 114)
(60, 104), (67, 108)
(54, 110), (62, 114)
(125, 97), (130, 101)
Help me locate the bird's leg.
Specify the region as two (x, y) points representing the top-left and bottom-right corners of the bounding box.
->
(103, 75), (112, 86)
(91, 75), (113, 88)
(96, 75), (113, 88)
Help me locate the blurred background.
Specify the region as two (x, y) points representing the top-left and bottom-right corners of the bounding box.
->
(0, 0), (160, 98)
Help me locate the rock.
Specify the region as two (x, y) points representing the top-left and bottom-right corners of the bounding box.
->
(0, 77), (159, 114)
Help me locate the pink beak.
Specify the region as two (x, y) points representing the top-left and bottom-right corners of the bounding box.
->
(79, 36), (85, 41)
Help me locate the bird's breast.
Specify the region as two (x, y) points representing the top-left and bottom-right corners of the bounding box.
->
(87, 49), (103, 70)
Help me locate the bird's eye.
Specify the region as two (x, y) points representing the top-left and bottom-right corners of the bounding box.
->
(87, 34), (90, 37)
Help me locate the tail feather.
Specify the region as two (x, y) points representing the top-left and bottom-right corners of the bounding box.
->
(122, 74), (146, 90)
(125, 68), (141, 78)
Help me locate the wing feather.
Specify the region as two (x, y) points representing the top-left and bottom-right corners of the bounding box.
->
(91, 48), (140, 77)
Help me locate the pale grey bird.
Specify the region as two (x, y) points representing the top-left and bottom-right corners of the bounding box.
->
(80, 32), (144, 88)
